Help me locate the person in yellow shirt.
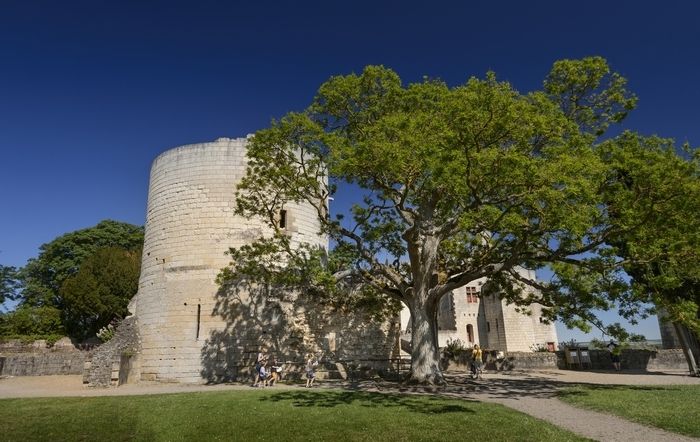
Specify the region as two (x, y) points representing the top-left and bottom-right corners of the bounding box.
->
(471, 344), (483, 379)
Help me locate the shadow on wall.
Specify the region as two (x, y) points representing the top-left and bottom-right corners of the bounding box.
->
(200, 276), (397, 384)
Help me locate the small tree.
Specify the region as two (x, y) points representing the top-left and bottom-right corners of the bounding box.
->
(223, 58), (694, 384)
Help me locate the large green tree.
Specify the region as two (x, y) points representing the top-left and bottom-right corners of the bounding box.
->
(223, 57), (693, 384)
(60, 247), (142, 340)
(21, 220), (143, 308)
(17, 220), (143, 338)
(606, 143), (700, 374)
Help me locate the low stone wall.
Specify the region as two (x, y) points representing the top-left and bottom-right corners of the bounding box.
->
(443, 348), (689, 372)
(0, 353), (87, 376)
(556, 349), (688, 371)
(0, 338), (91, 376)
(442, 351), (558, 372)
(492, 351), (558, 370)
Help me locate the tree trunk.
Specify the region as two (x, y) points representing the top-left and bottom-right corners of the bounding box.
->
(673, 322), (700, 376)
(407, 297), (445, 385)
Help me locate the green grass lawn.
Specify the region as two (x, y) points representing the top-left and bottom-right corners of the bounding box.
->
(0, 388), (587, 441)
(559, 384), (700, 438)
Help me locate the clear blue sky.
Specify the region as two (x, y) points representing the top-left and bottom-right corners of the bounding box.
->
(2, 1), (699, 341)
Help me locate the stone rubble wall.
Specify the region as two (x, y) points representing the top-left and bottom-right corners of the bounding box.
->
(83, 316), (140, 387)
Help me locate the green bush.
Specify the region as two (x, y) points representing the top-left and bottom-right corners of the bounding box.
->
(0, 334), (64, 346)
(0, 305), (64, 337)
(530, 343), (550, 352)
(442, 338), (470, 359)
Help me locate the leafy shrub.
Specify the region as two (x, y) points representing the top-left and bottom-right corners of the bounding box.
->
(0, 305), (64, 337)
(442, 338), (470, 359)
(0, 334), (64, 346)
(530, 343), (551, 352)
(558, 339), (579, 350)
(96, 323), (116, 342)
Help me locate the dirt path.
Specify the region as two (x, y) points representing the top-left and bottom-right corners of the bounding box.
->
(2, 369), (698, 441)
(0, 374), (296, 398)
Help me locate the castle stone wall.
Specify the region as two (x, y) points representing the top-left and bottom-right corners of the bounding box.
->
(83, 316), (140, 387)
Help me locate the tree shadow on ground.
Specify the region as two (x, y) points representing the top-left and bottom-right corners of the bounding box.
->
(260, 389), (477, 414)
(556, 383), (684, 399)
(342, 372), (640, 401)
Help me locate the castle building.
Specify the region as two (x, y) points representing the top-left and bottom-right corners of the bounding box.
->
(400, 269), (558, 352)
(88, 137), (556, 386)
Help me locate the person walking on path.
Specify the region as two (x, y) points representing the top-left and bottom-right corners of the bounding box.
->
(258, 362), (270, 387)
(269, 358), (281, 386)
(607, 340), (621, 371)
(305, 355), (318, 387)
(471, 344), (483, 379)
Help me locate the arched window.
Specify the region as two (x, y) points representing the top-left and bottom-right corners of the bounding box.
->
(466, 324), (474, 343)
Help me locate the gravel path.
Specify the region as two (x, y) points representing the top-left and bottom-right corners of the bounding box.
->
(453, 370), (700, 442)
(1, 369), (698, 441)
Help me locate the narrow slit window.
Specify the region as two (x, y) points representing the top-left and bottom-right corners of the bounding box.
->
(196, 304), (201, 340)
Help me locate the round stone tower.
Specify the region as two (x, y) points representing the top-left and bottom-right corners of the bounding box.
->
(130, 137), (326, 383)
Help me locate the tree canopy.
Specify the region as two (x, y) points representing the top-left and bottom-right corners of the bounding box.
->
(606, 142), (700, 373)
(60, 246), (142, 340)
(21, 220), (143, 308)
(6, 220), (144, 340)
(222, 57), (698, 384)
(0, 305), (64, 341)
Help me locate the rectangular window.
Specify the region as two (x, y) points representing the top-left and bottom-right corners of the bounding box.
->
(465, 286), (479, 303)
(279, 210), (287, 229)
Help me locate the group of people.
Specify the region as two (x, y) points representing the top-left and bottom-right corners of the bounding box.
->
(253, 353), (283, 387)
(252, 352), (321, 387)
